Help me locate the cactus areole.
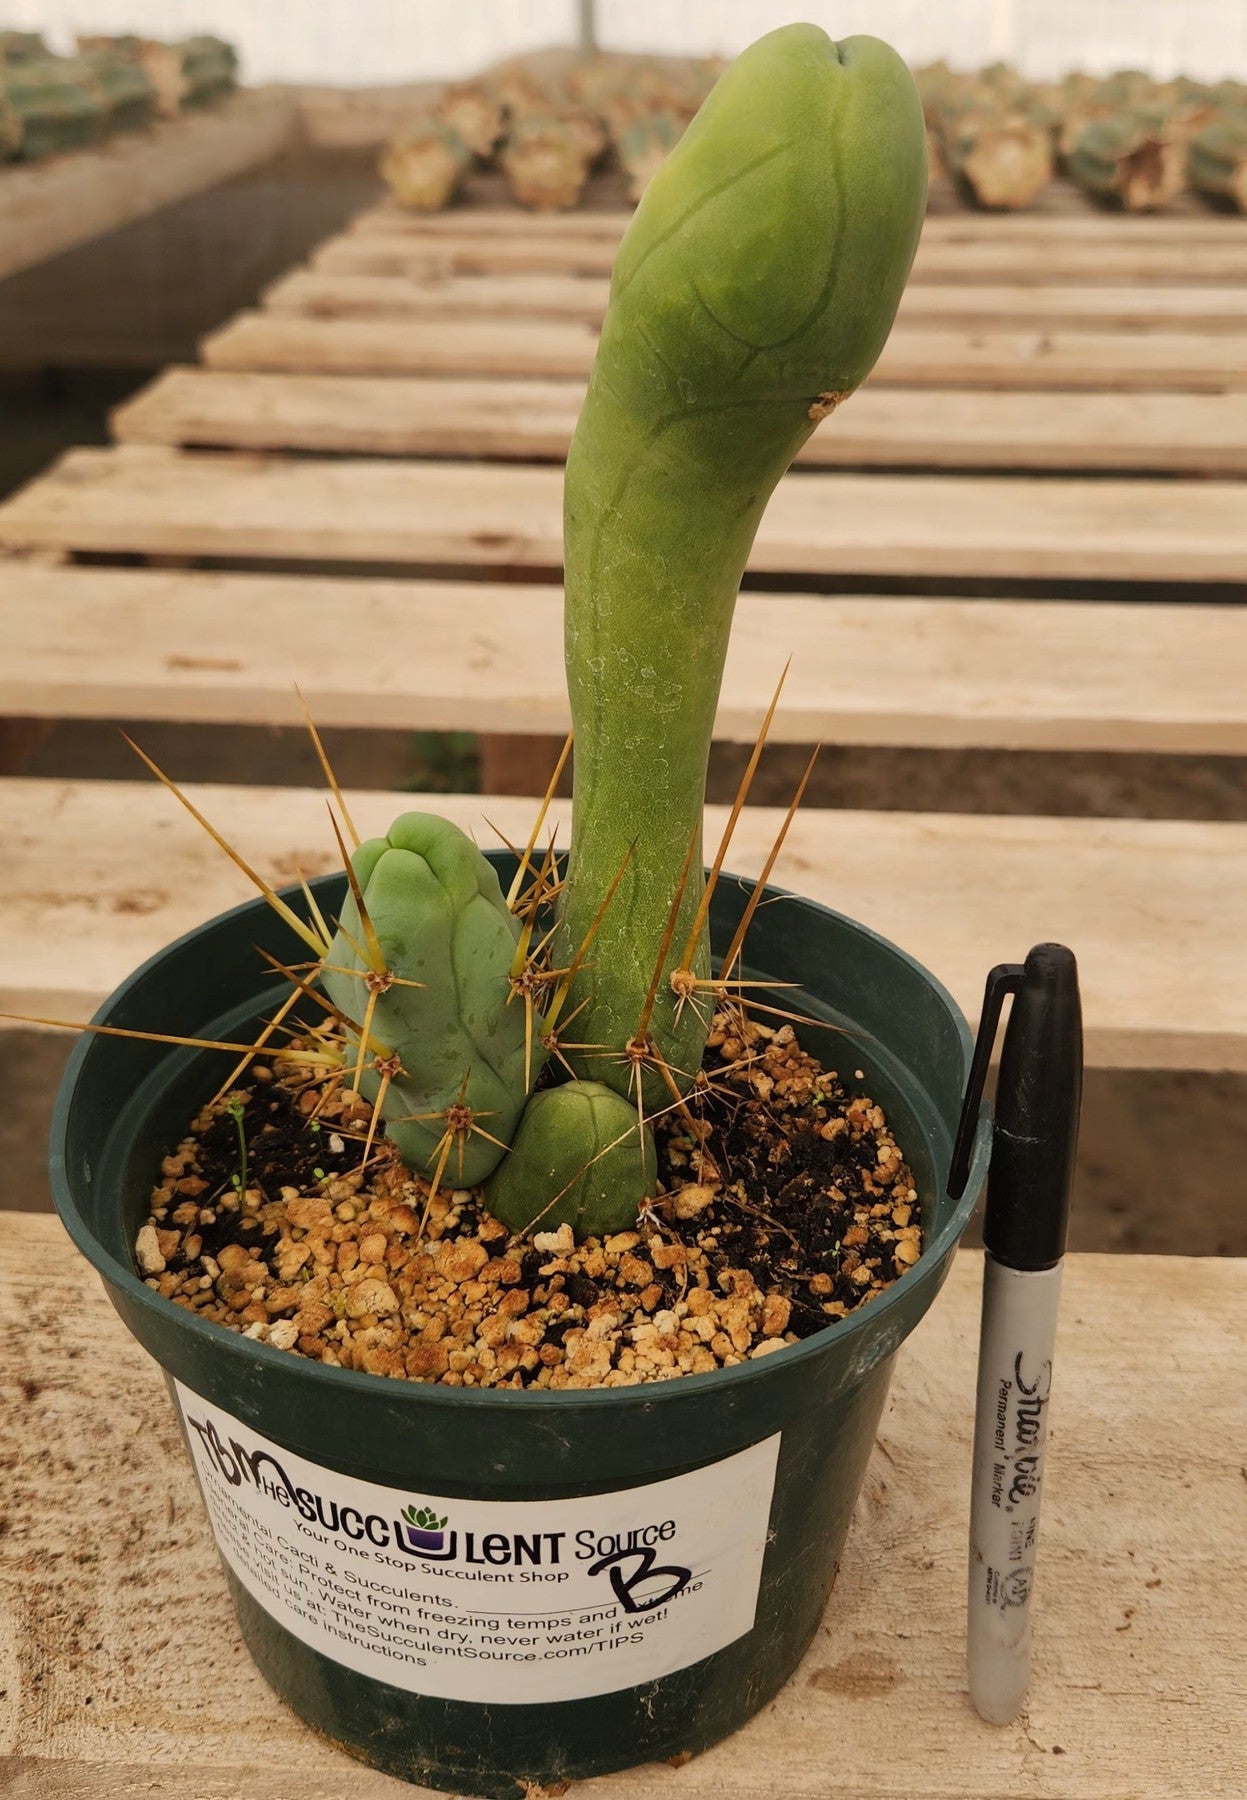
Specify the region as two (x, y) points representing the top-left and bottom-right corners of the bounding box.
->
(557, 25), (927, 1101)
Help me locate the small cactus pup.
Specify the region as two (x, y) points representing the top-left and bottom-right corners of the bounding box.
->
(381, 117), (470, 212)
(320, 812), (545, 1188)
(485, 1081), (656, 1238)
(556, 24), (927, 1108)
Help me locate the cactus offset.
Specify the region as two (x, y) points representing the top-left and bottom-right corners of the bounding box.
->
(320, 813), (545, 1187)
(485, 1081), (656, 1238)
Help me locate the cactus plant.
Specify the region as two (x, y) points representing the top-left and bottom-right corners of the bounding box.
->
(0, 59), (107, 159)
(39, 27), (925, 1247)
(1188, 113), (1247, 211)
(615, 109), (684, 201)
(76, 34), (236, 117)
(501, 115), (594, 211)
(73, 51), (157, 133)
(945, 110), (1054, 209)
(436, 81), (505, 158)
(554, 25), (927, 1114)
(317, 25), (926, 1238)
(381, 117), (470, 211)
(1065, 111), (1186, 210)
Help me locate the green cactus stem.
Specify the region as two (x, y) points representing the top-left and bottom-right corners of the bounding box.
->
(484, 1080), (656, 1238)
(320, 813), (544, 1186)
(555, 24), (927, 1106)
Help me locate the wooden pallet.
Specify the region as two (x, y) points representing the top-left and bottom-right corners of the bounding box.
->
(2, 203), (1245, 1071)
(4, 776), (1243, 1070)
(0, 90), (298, 285)
(4, 1216), (1243, 1800)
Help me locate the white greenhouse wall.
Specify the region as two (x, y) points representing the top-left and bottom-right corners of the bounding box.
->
(7, 1), (1246, 87)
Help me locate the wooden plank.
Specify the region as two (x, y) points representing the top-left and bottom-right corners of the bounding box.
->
(351, 199), (1247, 242)
(5, 564), (1243, 754)
(3, 447), (1243, 583)
(203, 311), (1247, 392)
(349, 203), (629, 238)
(313, 228), (1247, 286)
(0, 91), (298, 284)
(2, 777), (1245, 1069)
(264, 267), (1247, 333)
(113, 367), (591, 460)
(112, 368), (1247, 477)
(203, 311), (605, 380)
(3, 1217), (1243, 1798)
(265, 268), (617, 323)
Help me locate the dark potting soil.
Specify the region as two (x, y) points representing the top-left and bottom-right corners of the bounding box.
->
(134, 1005), (923, 1388)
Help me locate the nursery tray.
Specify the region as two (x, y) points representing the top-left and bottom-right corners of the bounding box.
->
(1, 1211), (1242, 1798)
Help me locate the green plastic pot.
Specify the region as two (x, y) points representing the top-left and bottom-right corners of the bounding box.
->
(50, 858), (989, 1797)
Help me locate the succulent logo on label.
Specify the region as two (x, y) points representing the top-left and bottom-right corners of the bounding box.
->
(183, 1406), (717, 1607)
(401, 1505), (449, 1552)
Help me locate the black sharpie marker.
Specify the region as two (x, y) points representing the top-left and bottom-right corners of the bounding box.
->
(950, 944), (1082, 1725)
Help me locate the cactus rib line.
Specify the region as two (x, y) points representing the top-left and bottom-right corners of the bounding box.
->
(449, 901), (527, 1094)
(688, 145), (851, 363)
(614, 138), (790, 296)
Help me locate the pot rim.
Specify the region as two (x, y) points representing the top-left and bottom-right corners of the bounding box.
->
(50, 871), (991, 1412)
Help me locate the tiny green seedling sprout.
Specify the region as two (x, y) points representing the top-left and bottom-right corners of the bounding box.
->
(227, 1095), (248, 1196)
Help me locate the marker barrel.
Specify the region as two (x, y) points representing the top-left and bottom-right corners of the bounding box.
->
(967, 1255), (1063, 1725)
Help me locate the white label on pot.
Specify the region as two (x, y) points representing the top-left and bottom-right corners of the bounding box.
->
(174, 1380), (780, 1705)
